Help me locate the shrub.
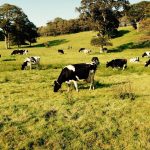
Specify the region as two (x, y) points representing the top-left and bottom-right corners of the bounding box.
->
(113, 82), (136, 100)
(139, 18), (150, 36)
(44, 42), (50, 48)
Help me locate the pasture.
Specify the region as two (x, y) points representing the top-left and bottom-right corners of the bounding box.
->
(0, 26), (150, 149)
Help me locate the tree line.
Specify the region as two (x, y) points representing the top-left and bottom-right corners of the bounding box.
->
(38, 17), (92, 36)
(0, 1), (149, 50)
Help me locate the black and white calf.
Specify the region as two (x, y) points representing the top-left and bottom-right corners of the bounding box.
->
(54, 59), (99, 92)
(21, 56), (40, 70)
(142, 51), (150, 57)
(130, 57), (139, 63)
(11, 49), (28, 55)
(106, 59), (127, 70)
(79, 48), (91, 54)
(58, 49), (64, 54)
(145, 59), (150, 67)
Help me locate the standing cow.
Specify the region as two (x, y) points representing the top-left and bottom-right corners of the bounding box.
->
(106, 59), (127, 70)
(11, 50), (28, 55)
(145, 59), (150, 67)
(54, 58), (99, 92)
(58, 49), (64, 54)
(142, 51), (150, 57)
(79, 48), (91, 54)
(21, 56), (40, 70)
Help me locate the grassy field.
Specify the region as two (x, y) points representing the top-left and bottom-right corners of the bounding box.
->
(0, 26), (150, 149)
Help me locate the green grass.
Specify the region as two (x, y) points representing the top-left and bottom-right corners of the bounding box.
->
(0, 26), (150, 149)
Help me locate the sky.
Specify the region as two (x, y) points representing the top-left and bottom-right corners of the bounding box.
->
(0, 0), (143, 27)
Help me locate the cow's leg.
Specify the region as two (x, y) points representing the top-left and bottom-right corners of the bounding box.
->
(73, 80), (78, 92)
(123, 64), (127, 70)
(67, 84), (71, 92)
(29, 62), (32, 70)
(89, 73), (95, 90)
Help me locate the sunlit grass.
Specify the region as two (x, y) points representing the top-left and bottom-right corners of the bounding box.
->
(0, 26), (150, 149)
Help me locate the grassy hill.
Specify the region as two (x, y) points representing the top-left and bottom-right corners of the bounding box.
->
(0, 26), (150, 149)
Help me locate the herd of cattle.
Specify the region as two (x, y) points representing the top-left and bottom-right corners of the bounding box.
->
(0, 49), (150, 92)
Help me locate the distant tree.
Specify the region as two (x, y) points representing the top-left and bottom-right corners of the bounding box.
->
(0, 3), (38, 49)
(127, 1), (150, 31)
(24, 22), (38, 46)
(91, 36), (112, 53)
(38, 18), (91, 37)
(77, 0), (129, 52)
(139, 18), (150, 38)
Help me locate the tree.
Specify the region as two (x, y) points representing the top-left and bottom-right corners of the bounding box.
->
(0, 30), (4, 41)
(0, 3), (38, 49)
(77, 0), (129, 52)
(127, 1), (150, 31)
(91, 36), (112, 53)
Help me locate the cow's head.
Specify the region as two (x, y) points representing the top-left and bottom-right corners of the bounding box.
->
(106, 61), (110, 68)
(91, 57), (100, 65)
(54, 81), (61, 92)
(21, 61), (28, 70)
(142, 53), (146, 57)
(145, 60), (150, 67)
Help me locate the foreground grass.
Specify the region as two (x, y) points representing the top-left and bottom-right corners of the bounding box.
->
(0, 26), (150, 149)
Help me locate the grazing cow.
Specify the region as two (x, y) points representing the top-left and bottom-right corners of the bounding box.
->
(11, 49), (28, 55)
(145, 59), (150, 67)
(0, 54), (1, 58)
(91, 57), (100, 65)
(58, 49), (64, 54)
(54, 58), (99, 92)
(130, 57), (139, 63)
(21, 56), (40, 70)
(79, 48), (85, 52)
(106, 59), (127, 70)
(79, 48), (91, 54)
(100, 48), (108, 53)
(142, 51), (150, 57)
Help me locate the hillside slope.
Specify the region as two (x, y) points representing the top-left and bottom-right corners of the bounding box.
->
(0, 26), (150, 149)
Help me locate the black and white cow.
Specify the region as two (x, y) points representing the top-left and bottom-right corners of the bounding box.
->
(142, 51), (150, 57)
(130, 57), (139, 63)
(79, 48), (85, 52)
(91, 57), (100, 65)
(79, 48), (91, 54)
(145, 59), (150, 67)
(21, 56), (40, 70)
(106, 59), (127, 70)
(54, 59), (99, 92)
(11, 50), (28, 55)
(58, 49), (64, 54)
(100, 48), (108, 53)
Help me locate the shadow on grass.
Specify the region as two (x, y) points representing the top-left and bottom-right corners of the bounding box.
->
(108, 40), (150, 53)
(2, 58), (16, 61)
(95, 81), (128, 89)
(116, 30), (130, 38)
(29, 39), (69, 48)
(108, 42), (134, 53)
